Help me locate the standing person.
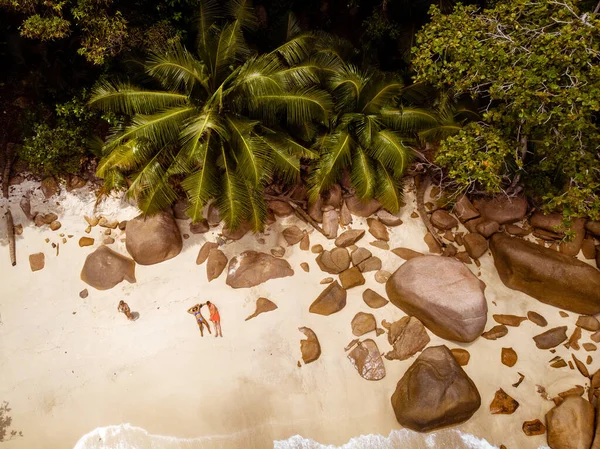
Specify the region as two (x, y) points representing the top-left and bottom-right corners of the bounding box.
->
(187, 304), (211, 337)
(206, 301), (222, 337)
(118, 300), (134, 320)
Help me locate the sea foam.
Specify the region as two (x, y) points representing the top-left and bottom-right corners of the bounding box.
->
(73, 424), (548, 449)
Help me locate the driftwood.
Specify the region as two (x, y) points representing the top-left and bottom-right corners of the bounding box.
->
(415, 173), (444, 248)
(6, 210), (15, 266)
(264, 194), (327, 237)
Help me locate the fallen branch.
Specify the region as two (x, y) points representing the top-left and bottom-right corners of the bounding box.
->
(6, 210), (15, 266)
(265, 193), (327, 237)
(415, 172), (445, 248)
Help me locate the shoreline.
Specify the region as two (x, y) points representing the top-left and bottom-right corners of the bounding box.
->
(0, 179), (595, 449)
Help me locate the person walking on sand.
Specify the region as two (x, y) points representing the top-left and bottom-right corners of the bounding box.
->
(187, 304), (211, 336)
(206, 301), (222, 337)
(118, 300), (134, 320)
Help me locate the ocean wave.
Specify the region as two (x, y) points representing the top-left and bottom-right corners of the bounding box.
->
(73, 424), (543, 449)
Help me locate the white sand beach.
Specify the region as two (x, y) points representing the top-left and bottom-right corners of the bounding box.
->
(0, 180), (596, 449)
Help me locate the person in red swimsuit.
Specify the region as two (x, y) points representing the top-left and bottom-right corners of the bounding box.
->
(206, 301), (222, 337)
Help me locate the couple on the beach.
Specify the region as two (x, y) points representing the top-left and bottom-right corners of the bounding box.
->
(187, 301), (222, 337)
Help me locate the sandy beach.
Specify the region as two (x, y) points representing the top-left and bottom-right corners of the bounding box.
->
(0, 180), (596, 449)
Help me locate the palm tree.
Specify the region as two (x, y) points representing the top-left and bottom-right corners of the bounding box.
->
(306, 63), (440, 213)
(90, 1), (332, 231)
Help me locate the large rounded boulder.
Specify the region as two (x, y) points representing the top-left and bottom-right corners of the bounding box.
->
(391, 345), (481, 432)
(226, 251), (294, 288)
(81, 246), (136, 290)
(386, 255), (487, 342)
(546, 396), (594, 449)
(125, 211), (182, 265)
(490, 233), (600, 314)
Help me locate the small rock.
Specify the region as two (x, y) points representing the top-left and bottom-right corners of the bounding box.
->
(453, 195), (480, 222)
(351, 312), (377, 336)
(14, 224), (23, 235)
(527, 311), (548, 327)
(347, 339), (385, 381)
(299, 233), (310, 251)
(104, 229), (111, 235)
(271, 246), (285, 257)
(351, 247), (372, 266)
(411, 211), (419, 219)
(572, 354), (589, 378)
(482, 325), (508, 340)
(98, 217), (119, 229)
(79, 289), (88, 299)
(582, 238), (597, 260)
(268, 200), (293, 217)
(375, 270), (391, 283)
(431, 210), (458, 230)
(560, 311), (569, 318)
(196, 242), (218, 265)
(451, 348), (470, 366)
(455, 251), (472, 264)
(20, 197), (34, 220)
(41, 177), (59, 198)
(362, 289), (388, 308)
(85, 216), (99, 227)
(84, 225), (91, 234)
(29, 253), (45, 272)
(367, 218), (389, 241)
(323, 184), (342, 208)
(478, 196), (528, 224)
(501, 348), (518, 367)
(533, 326), (568, 349)
(493, 314), (527, 327)
(357, 256), (382, 273)
(505, 224), (530, 236)
(577, 316), (600, 332)
(339, 266), (366, 289)
(49, 220), (61, 231)
(384, 316), (430, 361)
(308, 198), (323, 223)
(222, 221), (251, 240)
(568, 327), (582, 350)
(311, 244), (323, 254)
(345, 196), (381, 217)
(335, 229), (365, 247)
(322, 209), (339, 239)
(370, 240), (389, 250)
(377, 209), (403, 226)
(206, 249), (227, 281)
(490, 388), (519, 414)
(463, 233), (488, 259)
(522, 419), (546, 436)
(475, 220), (500, 238)
(300, 262), (309, 272)
(41, 213), (58, 225)
(245, 298), (278, 321)
(118, 221), (128, 231)
(424, 232), (442, 254)
(592, 331), (600, 343)
(104, 237), (115, 244)
(320, 277), (334, 284)
(316, 247), (350, 274)
(309, 281), (347, 315)
(299, 327), (321, 364)
(189, 220), (209, 234)
(282, 226), (305, 245)
(584, 343), (597, 352)
(391, 247), (424, 260)
(79, 237), (94, 247)
(339, 201), (352, 226)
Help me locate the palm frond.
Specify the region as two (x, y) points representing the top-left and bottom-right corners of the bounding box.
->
(182, 142), (220, 221)
(102, 168), (128, 191)
(370, 129), (412, 176)
(360, 77), (405, 114)
(307, 129), (353, 201)
(244, 180), (266, 232)
(260, 129), (315, 184)
(216, 144), (248, 229)
(89, 82), (189, 115)
(228, 55), (283, 100)
(127, 150), (178, 215)
(379, 106), (439, 133)
(329, 64), (369, 112)
(180, 110), (227, 162)
(226, 117), (265, 186)
(270, 33), (315, 66)
(270, 64), (321, 89)
(254, 87), (332, 126)
(418, 125), (463, 143)
(313, 31), (354, 65)
(195, 0), (221, 60)
(97, 139), (156, 176)
(354, 114), (381, 148)
(146, 46), (209, 93)
(285, 12), (302, 40)
(226, 0), (258, 30)
(212, 21), (252, 82)
(350, 146), (376, 199)
(374, 162), (404, 213)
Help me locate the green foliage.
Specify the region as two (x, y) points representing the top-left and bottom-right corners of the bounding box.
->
(20, 15), (71, 40)
(413, 0), (600, 220)
(20, 92), (105, 176)
(90, 1), (328, 231)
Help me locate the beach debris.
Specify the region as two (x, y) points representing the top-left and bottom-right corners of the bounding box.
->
(118, 300), (135, 321)
(572, 354), (590, 378)
(370, 240), (389, 250)
(501, 348), (518, 367)
(367, 218), (389, 241)
(245, 298), (277, 321)
(282, 226), (305, 245)
(335, 229), (365, 248)
(391, 247), (424, 260)
(527, 311), (548, 327)
(80, 246), (136, 290)
(362, 289), (388, 309)
(482, 325), (509, 340)
(339, 267), (365, 289)
(79, 289), (88, 299)
(387, 255), (487, 343)
(309, 281), (347, 316)
(374, 270), (391, 284)
(391, 345), (480, 432)
(512, 372), (525, 388)
(577, 315), (600, 332)
(450, 349), (470, 366)
(316, 247), (350, 274)
(28, 253), (44, 272)
(206, 249), (227, 282)
(196, 242), (218, 265)
(79, 237), (94, 247)
(226, 251), (294, 288)
(344, 339), (359, 351)
(384, 316), (430, 361)
(299, 327), (321, 364)
(493, 314), (527, 327)
(126, 212), (182, 265)
(348, 339), (385, 381)
(522, 419), (546, 436)
(533, 326), (568, 349)
(270, 246), (285, 257)
(567, 326), (582, 350)
(351, 247), (372, 266)
(490, 388), (519, 414)
(351, 312), (377, 337)
(546, 396), (594, 449)
(537, 385), (551, 400)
